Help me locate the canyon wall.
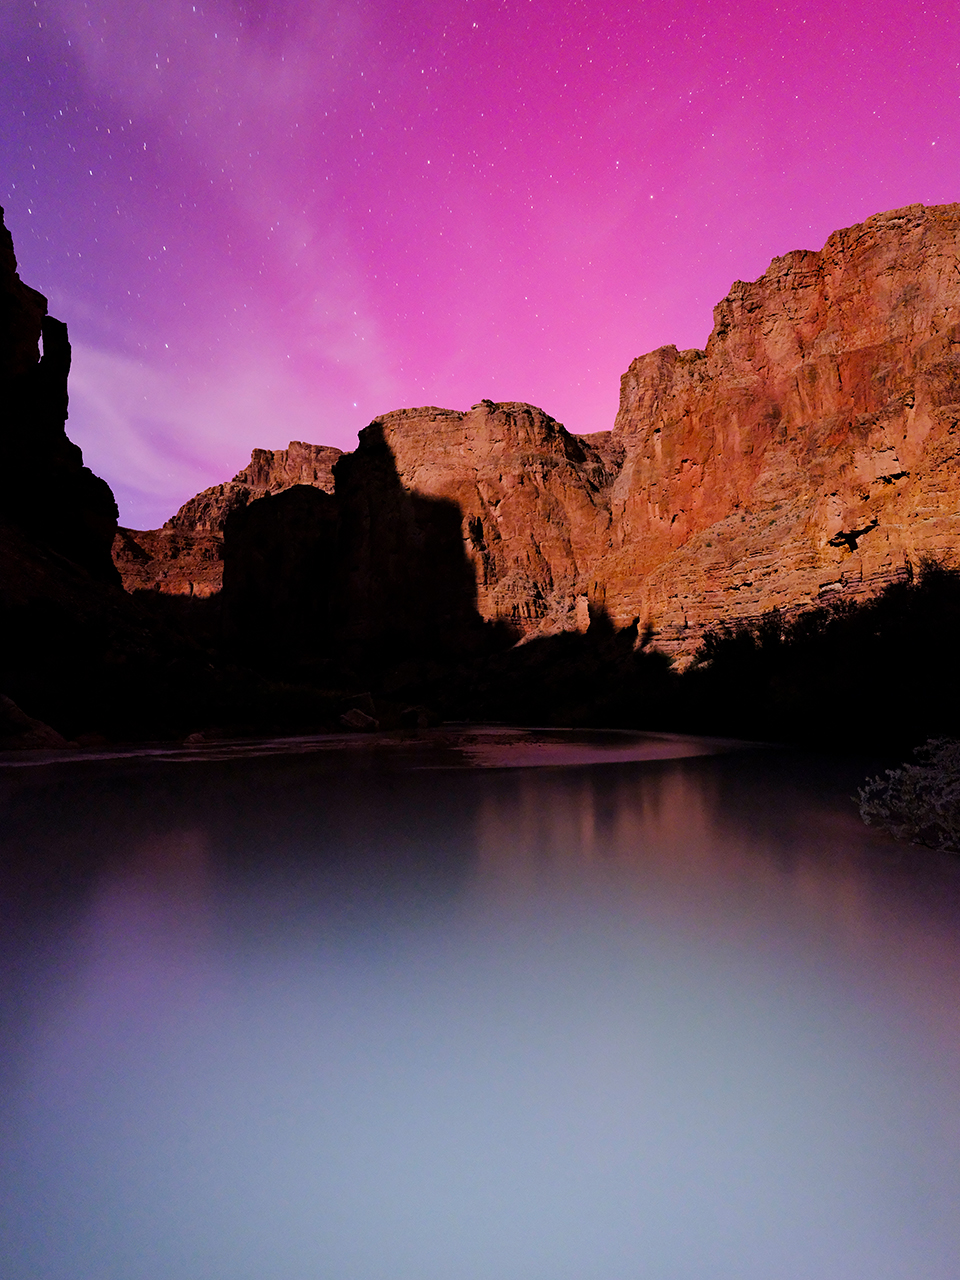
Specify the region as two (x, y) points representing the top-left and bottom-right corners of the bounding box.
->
(0, 206), (119, 583)
(114, 440), (341, 596)
(117, 202), (960, 659)
(351, 402), (619, 634)
(604, 202), (960, 651)
(0, 206), (249, 741)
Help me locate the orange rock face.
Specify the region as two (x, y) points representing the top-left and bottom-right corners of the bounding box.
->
(115, 202), (960, 658)
(363, 401), (620, 633)
(605, 202), (960, 653)
(114, 441), (342, 596)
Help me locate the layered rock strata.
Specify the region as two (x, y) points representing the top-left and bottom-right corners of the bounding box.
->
(116, 202), (960, 659)
(360, 203), (960, 653)
(604, 202), (960, 651)
(114, 441), (341, 596)
(346, 402), (620, 636)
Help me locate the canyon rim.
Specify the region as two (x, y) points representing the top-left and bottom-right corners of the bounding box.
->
(114, 202), (960, 660)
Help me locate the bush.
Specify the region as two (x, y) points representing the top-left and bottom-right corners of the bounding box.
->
(679, 562), (960, 747)
(858, 738), (960, 851)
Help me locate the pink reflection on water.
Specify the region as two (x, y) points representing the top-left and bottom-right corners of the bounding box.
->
(472, 761), (960, 1072)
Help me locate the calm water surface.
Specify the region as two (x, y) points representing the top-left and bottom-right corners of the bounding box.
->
(2, 730), (959, 1280)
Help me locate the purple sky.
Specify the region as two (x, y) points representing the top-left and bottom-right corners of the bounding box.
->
(3, 0), (959, 528)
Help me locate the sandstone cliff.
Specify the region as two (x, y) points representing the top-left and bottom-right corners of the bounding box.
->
(114, 440), (341, 596)
(605, 202), (960, 652)
(350, 401), (619, 634)
(355, 203), (960, 655)
(115, 201), (960, 663)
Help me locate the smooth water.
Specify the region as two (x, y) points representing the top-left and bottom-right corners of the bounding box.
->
(2, 730), (959, 1280)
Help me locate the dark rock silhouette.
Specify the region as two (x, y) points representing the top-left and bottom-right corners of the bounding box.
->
(215, 424), (519, 700)
(331, 421), (515, 676)
(0, 206), (119, 582)
(221, 484), (339, 677)
(115, 440), (342, 598)
(0, 208), (343, 743)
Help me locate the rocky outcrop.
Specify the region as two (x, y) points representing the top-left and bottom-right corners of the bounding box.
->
(0, 208), (267, 742)
(603, 202), (960, 653)
(114, 441), (341, 596)
(114, 201), (960, 665)
(220, 484), (339, 672)
(351, 402), (619, 635)
(340, 204), (960, 656)
(0, 206), (119, 582)
(329, 418), (509, 671)
(0, 692), (71, 750)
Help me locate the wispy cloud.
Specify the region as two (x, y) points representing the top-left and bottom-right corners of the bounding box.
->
(50, 0), (396, 500)
(67, 337), (360, 528)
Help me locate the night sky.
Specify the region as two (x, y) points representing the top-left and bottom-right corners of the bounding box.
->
(3, 0), (959, 528)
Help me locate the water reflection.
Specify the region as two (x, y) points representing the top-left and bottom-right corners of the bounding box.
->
(1, 741), (959, 1279)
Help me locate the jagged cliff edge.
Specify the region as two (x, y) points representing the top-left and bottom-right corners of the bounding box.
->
(116, 202), (960, 659)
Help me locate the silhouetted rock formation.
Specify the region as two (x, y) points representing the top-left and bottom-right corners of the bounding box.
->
(0, 209), (345, 743)
(221, 484), (339, 677)
(216, 424), (519, 690)
(115, 440), (342, 597)
(0, 206), (119, 583)
(331, 420), (516, 674)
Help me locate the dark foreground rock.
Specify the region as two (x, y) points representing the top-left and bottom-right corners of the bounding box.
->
(114, 440), (342, 598)
(0, 207), (345, 743)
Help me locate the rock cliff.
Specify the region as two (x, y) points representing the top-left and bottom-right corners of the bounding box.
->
(116, 202), (960, 662)
(351, 401), (619, 635)
(0, 207), (190, 738)
(0, 206), (119, 583)
(0, 207), (292, 743)
(358, 203), (960, 655)
(605, 202), (960, 652)
(114, 441), (341, 596)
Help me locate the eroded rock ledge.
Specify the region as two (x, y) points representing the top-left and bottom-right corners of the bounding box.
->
(115, 202), (960, 657)
(114, 441), (342, 597)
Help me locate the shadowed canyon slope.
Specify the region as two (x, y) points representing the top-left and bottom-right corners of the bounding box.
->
(117, 202), (960, 656)
(114, 441), (342, 597)
(0, 208), (119, 584)
(0, 205), (318, 743)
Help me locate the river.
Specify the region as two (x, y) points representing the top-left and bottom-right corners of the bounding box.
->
(2, 730), (959, 1279)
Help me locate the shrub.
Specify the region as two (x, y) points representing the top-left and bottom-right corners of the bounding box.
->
(858, 738), (960, 851)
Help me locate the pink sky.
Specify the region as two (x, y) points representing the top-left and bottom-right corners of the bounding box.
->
(3, 0), (959, 527)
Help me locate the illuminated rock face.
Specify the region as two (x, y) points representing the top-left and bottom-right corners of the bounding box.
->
(360, 206), (960, 652)
(603, 202), (960, 653)
(357, 402), (621, 636)
(115, 203), (960, 657)
(114, 441), (342, 597)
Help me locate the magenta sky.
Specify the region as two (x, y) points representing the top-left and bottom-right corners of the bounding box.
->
(3, 0), (959, 527)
